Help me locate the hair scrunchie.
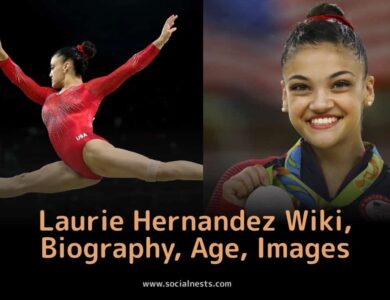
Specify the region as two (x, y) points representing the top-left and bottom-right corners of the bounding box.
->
(76, 44), (89, 59)
(305, 14), (354, 30)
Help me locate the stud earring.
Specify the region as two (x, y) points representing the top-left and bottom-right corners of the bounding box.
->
(281, 107), (287, 112)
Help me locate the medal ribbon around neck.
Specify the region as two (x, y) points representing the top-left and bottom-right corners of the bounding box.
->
(265, 139), (384, 210)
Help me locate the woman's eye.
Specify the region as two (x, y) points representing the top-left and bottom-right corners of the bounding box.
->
(290, 84), (309, 91)
(333, 80), (351, 89)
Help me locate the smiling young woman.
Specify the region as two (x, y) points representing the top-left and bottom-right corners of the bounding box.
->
(208, 3), (390, 222)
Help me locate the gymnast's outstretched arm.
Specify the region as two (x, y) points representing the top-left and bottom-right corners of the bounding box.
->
(0, 39), (55, 105)
(85, 15), (178, 98)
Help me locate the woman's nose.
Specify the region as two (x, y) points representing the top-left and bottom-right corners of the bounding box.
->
(309, 89), (334, 112)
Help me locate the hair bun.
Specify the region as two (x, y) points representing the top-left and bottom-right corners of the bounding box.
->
(306, 3), (345, 18)
(77, 41), (97, 60)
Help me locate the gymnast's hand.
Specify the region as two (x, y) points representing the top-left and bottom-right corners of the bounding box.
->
(223, 165), (275, 207)
(0, 39), (9, 61)
(153, 14), (178, 49)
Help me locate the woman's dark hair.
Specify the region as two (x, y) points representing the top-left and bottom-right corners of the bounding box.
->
(54, 41), (97, 77)
(281, 3), (368, 77)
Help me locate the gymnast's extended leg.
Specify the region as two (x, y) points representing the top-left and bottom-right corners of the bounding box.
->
(0, 161), (101, 198)
(83, 139), (203, 181)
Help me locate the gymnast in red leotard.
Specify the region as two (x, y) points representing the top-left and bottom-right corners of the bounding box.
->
(0, 15), (203, 198)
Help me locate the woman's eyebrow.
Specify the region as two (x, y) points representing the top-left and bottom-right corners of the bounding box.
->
(329, 70), (355, 78)
(287, 74), (309, 82)
(288, 70), (355, 82)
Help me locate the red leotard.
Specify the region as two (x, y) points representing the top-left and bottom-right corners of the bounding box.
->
(0, 43), (159, 179)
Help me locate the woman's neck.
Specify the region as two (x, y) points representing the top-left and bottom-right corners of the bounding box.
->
(310, 138), (366, 198)
(62, 76), (83, 91)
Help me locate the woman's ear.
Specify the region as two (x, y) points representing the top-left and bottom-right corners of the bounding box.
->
(62, 60), (71, 73)
(364, 75), (375, 107)
(281, 80), (288, 112)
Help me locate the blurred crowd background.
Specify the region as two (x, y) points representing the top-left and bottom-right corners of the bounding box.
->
(204, 0), (390, 203)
